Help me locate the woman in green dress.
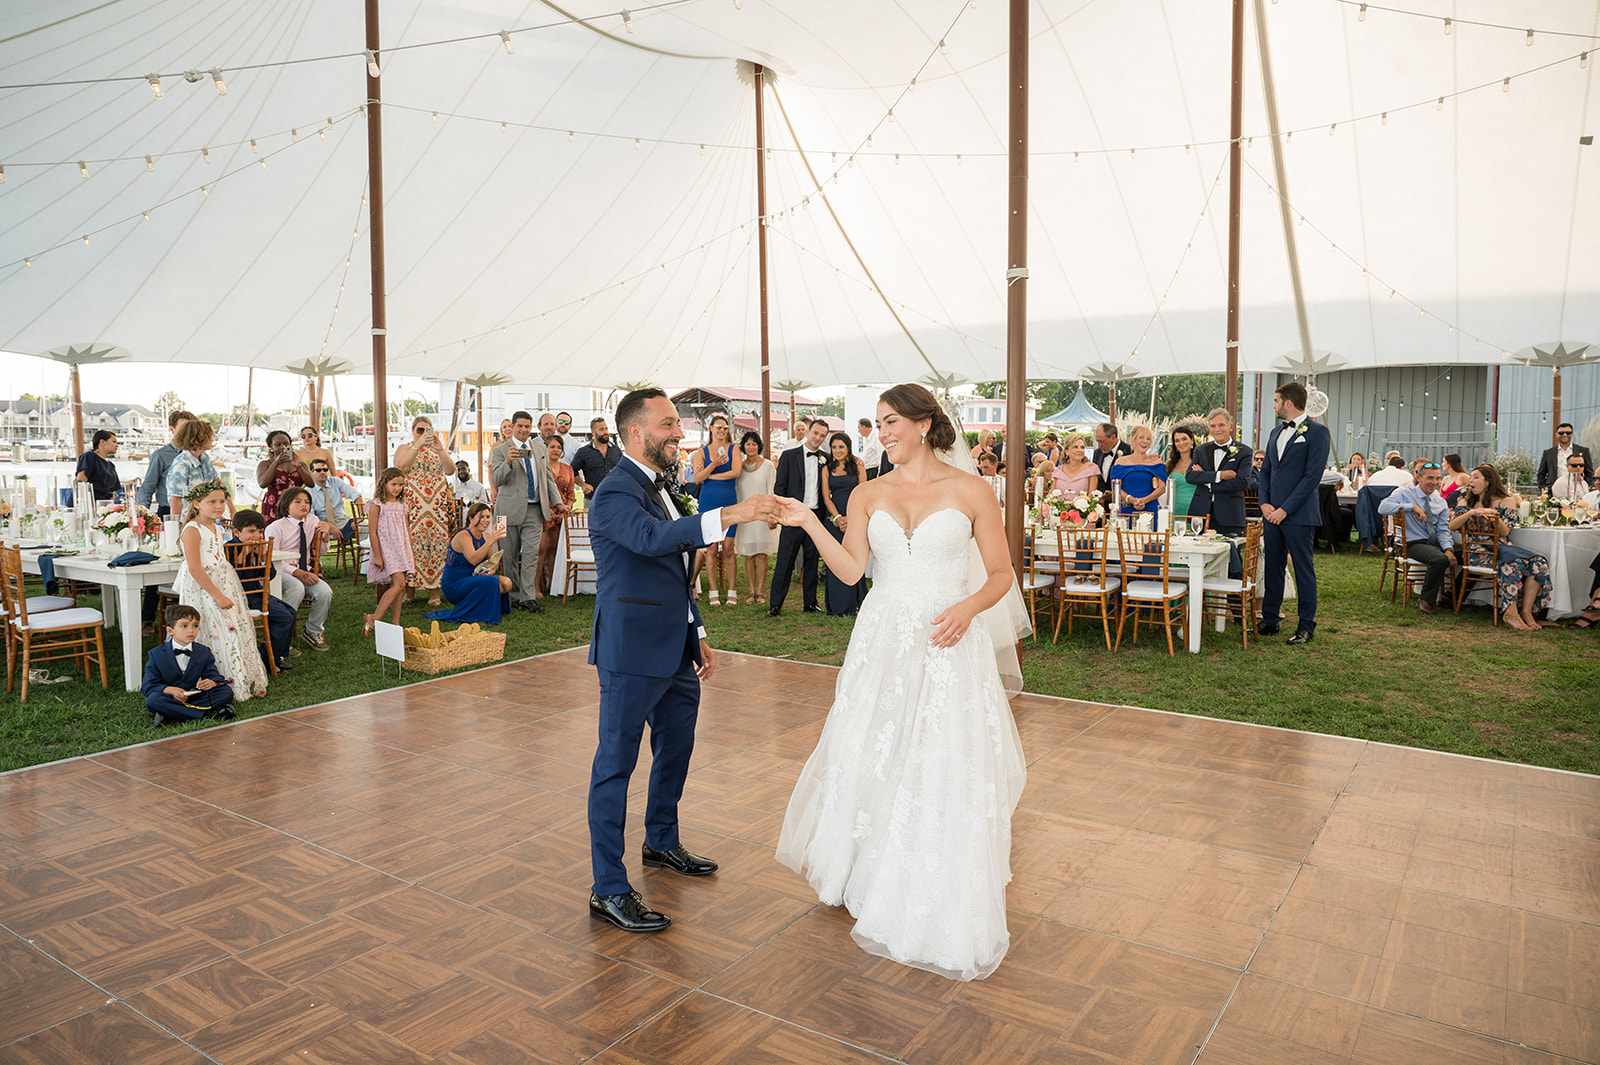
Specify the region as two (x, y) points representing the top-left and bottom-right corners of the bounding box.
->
(1166, 425), (1201, 516)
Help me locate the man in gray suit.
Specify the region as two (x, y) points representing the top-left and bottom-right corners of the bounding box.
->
(492, 410), (564, 613)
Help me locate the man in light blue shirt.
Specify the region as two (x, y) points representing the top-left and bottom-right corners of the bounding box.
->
(1378, 461), (1457, 613)
(307, 459), (362, 541)
(136, 410), (193, 515)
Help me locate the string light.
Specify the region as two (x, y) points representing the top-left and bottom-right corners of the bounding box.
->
(250, 138), (258, 153)
(1443, 17), (1451, 35)
(142, 211), (149, 222)
(365, 50), (380, 77)
(201, 185), (208, 197)
(146, 73), (162, 99)
(501, 121), (507, 133)
(144, 154), (154, 172)
(82, 235), (89, 246)
(733, 0), (742, 8)
(1526, 28), (1534, 45)
(568, 130), (573, 141)
(1503, 77), (1511, 92)
(1436, 96), (1444, 110)
(939, 38), (948, 54)
(209, 68), (226, 95)
(291, 128), (299, 141)
(499, 30), (514, 54)
(77, 160), (88, 178)
(1583, 52), (1589, 69)
(202, 147), (211, 163)
(1381, 111), (1388, 125)
(621, 9), (634, 32)
(1358, 3), (1366, 20)
(0, 165), (6, 183)
(908, 78), (916, 93)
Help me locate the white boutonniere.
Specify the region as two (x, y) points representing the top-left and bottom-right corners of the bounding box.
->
(1226, 444), (1239, 458)
(670, 489), (699, 515)
(1294, 423), (1308, 438)
(816, 452), (828, 468)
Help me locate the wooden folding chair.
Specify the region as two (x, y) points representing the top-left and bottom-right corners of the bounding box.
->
(1020, 527), (1062, 640)
(225, 536), (278, 677)
(1454, 515), (1501, 625)
(563, 512), (596, 601)
(1114, 527), (1187, 656)
(1, 543), (107, 700)
(1387, 515), (1428, 608)
(292, 527), (328, 637)
(1053, 526), (1120, 649)
(1202, 520), (1262, 648)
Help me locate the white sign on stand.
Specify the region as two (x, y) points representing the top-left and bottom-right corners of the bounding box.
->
(374, 619), (405, 675)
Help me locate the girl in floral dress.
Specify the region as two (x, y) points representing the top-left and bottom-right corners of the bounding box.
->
(365, 467), (415, 636)
(175, 481), (269, 702)
(1448, 463), (1552, 631)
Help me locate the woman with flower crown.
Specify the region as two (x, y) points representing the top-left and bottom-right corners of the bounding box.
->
(175, 480), (269, 702)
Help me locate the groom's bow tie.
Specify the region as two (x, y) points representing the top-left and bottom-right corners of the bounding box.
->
(652, 472), (672, 493)
(1280, 420), (1295, 430)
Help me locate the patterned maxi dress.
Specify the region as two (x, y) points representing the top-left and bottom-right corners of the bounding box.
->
(174, 521), (269, 702)
(403, 444), (453, 591)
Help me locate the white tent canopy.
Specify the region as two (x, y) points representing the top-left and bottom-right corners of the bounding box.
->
(2, 0), (1597, 389)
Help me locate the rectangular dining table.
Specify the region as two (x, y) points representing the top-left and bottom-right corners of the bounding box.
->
(1509, 525), (1600, 619)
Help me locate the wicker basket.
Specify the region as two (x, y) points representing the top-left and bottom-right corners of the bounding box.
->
(402, 632), (506, 675)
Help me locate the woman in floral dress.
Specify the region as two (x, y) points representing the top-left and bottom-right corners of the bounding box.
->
(175, 481), (268, 702)
(1448, 463), (1551, 631)
(257, 430), (310, 521)
(393, 416), (453, 607)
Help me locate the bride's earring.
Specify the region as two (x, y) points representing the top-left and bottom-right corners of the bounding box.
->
(920, 431), (926, 444)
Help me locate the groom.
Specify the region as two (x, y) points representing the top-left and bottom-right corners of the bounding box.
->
(586, 388), (782, 932)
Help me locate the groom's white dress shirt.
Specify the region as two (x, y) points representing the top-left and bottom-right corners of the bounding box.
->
(624, 454), (723, 639)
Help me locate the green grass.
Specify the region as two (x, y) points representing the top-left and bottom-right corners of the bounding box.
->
(3, 547), (1597, 776)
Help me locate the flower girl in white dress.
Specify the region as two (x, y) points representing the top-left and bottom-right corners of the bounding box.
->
(175, 481), (269, 702)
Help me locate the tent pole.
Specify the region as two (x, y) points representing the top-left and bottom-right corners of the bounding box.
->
(1252, 0), (1314, 368)
(1552, 368), (1562, 443)
(1108, 382), (1118, 423)
(476, 387), (486, 485)
(1004, 0), (1029, 576)
(68, 364), (84, 458)
(365, 0), (390, 471)
(244, 368), (254, 442)
(447, 379), (463, 451)
(755, 63), (773, 452)
(1225, 0), (1244, 417)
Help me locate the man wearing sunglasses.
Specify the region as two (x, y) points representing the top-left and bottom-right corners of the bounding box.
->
(555, 412), (581, 466)
(1536, 423), (1593, 492)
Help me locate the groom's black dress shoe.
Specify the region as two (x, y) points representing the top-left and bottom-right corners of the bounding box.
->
(641, 843), (718, 877)
(766, 608), (781, 618)
(589, 891), (670, 932)
(1256, 622), (1280, 637)
(1287, 629), (1314, 645)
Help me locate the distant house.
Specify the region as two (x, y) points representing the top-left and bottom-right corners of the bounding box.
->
(670, 385), (824, 439)
(956, 393), (1041, 434)
(0, 400), (161, 445)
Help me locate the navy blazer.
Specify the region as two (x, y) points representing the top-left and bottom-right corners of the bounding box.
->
(141, 641), (227, 700)
(1186, 439), (1253, 529)
(587, 459), (715, 678)
(774, 444), (827, 508)
(1258, 418), (1332, 526)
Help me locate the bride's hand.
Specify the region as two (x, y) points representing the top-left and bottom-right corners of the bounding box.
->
(929, 602), (977, 649)
(776, 498), (813, 526)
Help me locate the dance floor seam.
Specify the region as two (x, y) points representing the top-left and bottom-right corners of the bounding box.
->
(3, 646), (1597, 1065)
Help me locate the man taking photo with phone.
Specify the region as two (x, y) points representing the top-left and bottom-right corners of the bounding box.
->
(491, 411), (564, 612)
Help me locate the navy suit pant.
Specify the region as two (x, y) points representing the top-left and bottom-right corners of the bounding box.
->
(588, 627), (701, 897)
(146, 682), (234, 721)
(1262, 521), (1318, 633)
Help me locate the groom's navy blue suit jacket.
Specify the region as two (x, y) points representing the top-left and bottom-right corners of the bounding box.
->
(587, 457), (711, 677)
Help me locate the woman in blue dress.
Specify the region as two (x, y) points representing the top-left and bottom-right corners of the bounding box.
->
(820, 432), (869, 615)
(691, 412), (740, 605)
(1111, 425), (1168, 519)
(425, 503), (512, 624)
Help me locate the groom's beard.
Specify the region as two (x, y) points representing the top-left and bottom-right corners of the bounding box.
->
(643, 434), (678, 473)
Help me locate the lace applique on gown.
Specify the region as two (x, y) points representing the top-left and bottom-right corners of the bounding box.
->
(776, 507), (1027, 981)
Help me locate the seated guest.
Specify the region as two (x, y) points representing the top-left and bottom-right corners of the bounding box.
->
(1584, 473), (1600, 511)
(307, 460), (361, 540)
(978, 451), (1005, 505)
(425, 502), (513, 624)
(451, 459), (490, 505)
(1244, 450), (1263, 519)
(1549, 454), (1591, 500)
(1447, 463), (1551, 631)
(76, 429), (122, 502)
(265, 488), (333, 652)
(1365, 453), (1415, 488)
(142, 604), (235, 726)
(1378, 462), (1457, 614)
(225, 510), (295, 671)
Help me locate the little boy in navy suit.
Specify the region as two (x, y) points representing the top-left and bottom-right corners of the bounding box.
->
(141, 605), (235, 726)
(226, 509), (295, 672)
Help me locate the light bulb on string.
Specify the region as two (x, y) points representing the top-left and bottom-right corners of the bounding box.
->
(866, 134), (872, 148)
(142, 211), (149, 222)
(209, 68), (226, 95)
(82, 235), (90, 246)
(1582, 52), (1589, 69)
(621, 9), (634, 32)
(77, 160), (88, 179)
(568, 130), (573, 141)
(1436, 97), (1444, 111)
(259, 158), (266, 169)
(292, 128), (299, 141)
(1358, 2), (1366, 19)
(250, 138), (258, 153)
(365, 50), (380, 77)
(502, 122), (508, 134)
(1526, 28), (1534, 45)
(1443, 17), (1451, 35)
(202, 147), (211, 162)
(1329, 123), (1336, 135)
(147, 73), (162, 99)
(908, 78), (916, 93)
(1381, 112), (1388, 125)
(887, 110), (894, 123)
(145, 155), (154, 172)
(939, 38), (947, 54)
(499, 30), (514, 54)
(1503, 78), (1510, 92)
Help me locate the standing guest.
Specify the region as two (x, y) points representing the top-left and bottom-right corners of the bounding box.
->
(490, 411), (562, 613)
(393, 416), (453, 608)
(226, 509), (295, 672)
(1110, 426), (1166, 518)
(1039, 433), (1062, 466)
(572, 417), (621, 493)
(768, 419), (831, 616)
(538, 412), (561, 448)
(1449, 464), (1551, 631)
(139, 409), (196, 633)
(690, 413), (740, 605)
(256, 430), (309, 523)
(174, 480), (269, 701)
(1537, 423), (1593, 491)
(426, 502), (513, 624)
(786, 416), (812, 450)
(142, 605), (235, 726)
(1187, 409), (1252, 535)
(308, 460), (362, 540)
(535, 436), (577, 597)
(857, 417), (883, 476)
(293, 427), (334, 473)
(499, 418), (514, 442)
(1257, 382), (1331, 645)
(735, 430), (778, 604)
(555, 412), (582, 465)
(167, 419), (233, 519)
(1164, 426), (1201, 517)
(364, 467), (415, 635)
(266, 487), (333, 651)
(1091, 422), (1132, 509)
(1052, 435), (1099, 497)
(1438, 453), (1468, 502)
(1365, 453), (1414, 488)
(820, 432), (868, 615)
(1549, 454), (1591, 500)
(450, 460), (490, 505)
(582, 387), (781, 933)
(76, 430), (122, 502)
(1378, 462), (1458, 614)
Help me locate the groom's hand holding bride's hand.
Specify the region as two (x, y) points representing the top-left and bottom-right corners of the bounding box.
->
(721, 493), (784, 528)
(775, 498), (816, 527)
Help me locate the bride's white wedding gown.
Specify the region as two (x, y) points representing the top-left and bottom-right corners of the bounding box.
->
(776, 507), (1027, 981)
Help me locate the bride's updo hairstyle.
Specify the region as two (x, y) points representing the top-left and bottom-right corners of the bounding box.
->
(879, 383), (958, 452)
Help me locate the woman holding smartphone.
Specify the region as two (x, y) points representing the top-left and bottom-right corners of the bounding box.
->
(426, 503), (513, 623)
(393, 416), (453, 607)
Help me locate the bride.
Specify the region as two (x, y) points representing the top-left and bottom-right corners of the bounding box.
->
(774, 382), (1028, 981)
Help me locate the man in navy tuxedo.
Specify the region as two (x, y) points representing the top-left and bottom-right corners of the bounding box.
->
(1186, 408), (1253, 536)
(1257, 382), (1331, 645)
(585, 388), (781, 933)
(141, 605), (235, 725)
(767, 419), (831, 615)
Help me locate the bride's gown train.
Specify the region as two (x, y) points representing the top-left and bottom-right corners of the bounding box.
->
(776, 507), (1027, 981)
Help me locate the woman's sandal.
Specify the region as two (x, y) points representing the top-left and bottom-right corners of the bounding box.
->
(726, 591), (738, 606)
(708, 590), (720, 606)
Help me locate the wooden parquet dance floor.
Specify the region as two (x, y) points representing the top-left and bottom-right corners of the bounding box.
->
(3, 647), (1598, 1065)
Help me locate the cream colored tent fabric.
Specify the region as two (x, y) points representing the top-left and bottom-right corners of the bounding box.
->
(2, 1), (1596, 386)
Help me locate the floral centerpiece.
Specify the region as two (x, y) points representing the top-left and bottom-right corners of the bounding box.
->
(1038, 487), (1104, 529)
(1536, 492), (1582, 527)
(95, 503), (163, 542)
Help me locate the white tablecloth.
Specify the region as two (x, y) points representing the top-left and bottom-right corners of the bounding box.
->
(1510, 525), (1600, 619)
